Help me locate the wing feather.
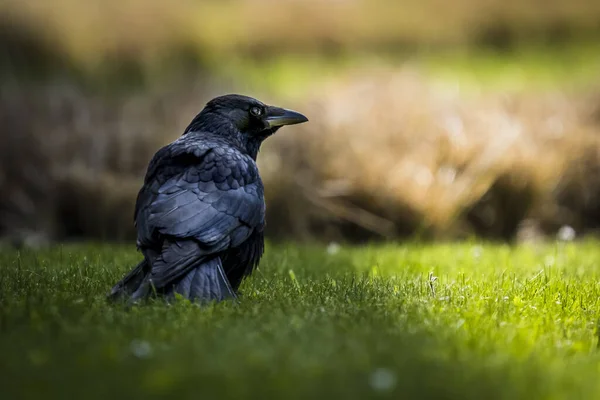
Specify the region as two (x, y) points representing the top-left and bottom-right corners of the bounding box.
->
(134, 135), (265, 288)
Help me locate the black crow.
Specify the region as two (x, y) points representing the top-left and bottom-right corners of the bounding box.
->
(108, 94), (308, 304)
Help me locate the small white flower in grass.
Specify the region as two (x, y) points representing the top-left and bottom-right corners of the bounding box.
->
(472, 246), (483, 259)
(326, 242), (341, 255)
(369, 368), (396, 392)
(557, 225), (576, 242)
(130, 340), (153, 359)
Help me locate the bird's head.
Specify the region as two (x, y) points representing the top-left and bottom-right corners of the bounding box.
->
(184, 94), (308, 157)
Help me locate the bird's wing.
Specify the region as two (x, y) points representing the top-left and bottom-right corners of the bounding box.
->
(135, 138), (265, 288)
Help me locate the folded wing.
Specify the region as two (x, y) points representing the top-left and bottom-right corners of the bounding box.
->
(134, 140), (265, 289)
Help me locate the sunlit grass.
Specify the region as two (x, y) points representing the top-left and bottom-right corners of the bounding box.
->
(421, 42), (600, 91)
(217, 42), (600, 98)
(1, 241), (600, 399)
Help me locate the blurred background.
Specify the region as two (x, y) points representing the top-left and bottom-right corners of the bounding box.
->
(1, 0), (600, 247)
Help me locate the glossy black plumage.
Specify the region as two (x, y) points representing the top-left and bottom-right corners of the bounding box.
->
(108, 94), (308, 304)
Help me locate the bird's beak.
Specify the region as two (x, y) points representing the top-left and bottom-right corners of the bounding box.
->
(265, 107), (308, 128)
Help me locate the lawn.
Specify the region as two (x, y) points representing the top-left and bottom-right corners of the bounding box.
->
(1, 241), (600, 399)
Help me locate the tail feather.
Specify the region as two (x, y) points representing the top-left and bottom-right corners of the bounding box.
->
(108, 246), (236, 305)
(168, 257), (236, 302)
(107, 259), (149, 302)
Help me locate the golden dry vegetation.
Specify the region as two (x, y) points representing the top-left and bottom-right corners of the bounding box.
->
(262, 68), (600, 241)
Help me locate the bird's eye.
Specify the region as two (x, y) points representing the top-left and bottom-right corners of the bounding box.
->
(250, 106), (263, 116)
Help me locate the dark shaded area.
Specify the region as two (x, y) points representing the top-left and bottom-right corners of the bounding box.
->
(0, 16), (75, 81)
(473, 16), (600, 51)
(466, 174), (538, 241)
(554, 147), (600, 234)
(0, 77), (213, 245)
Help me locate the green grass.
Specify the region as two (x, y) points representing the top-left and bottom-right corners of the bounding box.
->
(420, 42), (600, 91)
(216, 42), (600, 99)
(2, 241), (600, 399)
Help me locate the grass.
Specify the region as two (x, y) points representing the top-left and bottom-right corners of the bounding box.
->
(220, 41), (600, 98)
(419, 41), (600, 91)
(2, 241), (600, 399)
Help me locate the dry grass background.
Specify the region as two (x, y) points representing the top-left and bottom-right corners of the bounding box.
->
(262, 68), (600, 241)
(1, 0), (600, 245)
(2, 68), (600, 245)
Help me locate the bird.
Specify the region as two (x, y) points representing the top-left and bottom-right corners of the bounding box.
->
(108, 94), (308, 304)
